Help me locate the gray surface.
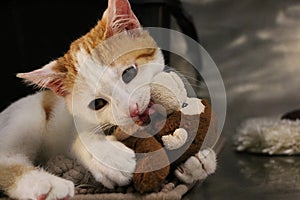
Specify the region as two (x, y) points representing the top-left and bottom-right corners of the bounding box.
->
(173, 0), (300, 199)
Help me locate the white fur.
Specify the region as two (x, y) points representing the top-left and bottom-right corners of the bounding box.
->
(0, 42), (165, 199)
(71, 47), (164, 127)
(175, 148), (217, 184)
(8, 169), (74, 200)
(70, 134), (136, 188)
(162, 128), (188, 150)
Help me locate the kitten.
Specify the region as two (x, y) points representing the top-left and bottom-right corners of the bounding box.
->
(0, 0), (216, 199)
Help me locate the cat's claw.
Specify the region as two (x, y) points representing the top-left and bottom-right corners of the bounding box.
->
(175, 148), (217, 184)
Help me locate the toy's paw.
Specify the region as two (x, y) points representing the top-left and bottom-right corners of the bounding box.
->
(162, 128), (188, 150)
(9, 169), (74, 200)
(175, 148), (216, 184)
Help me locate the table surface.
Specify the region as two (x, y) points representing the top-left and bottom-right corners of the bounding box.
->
(180, 0), (300, 199)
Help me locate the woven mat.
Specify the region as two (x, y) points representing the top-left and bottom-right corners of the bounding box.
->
(47, 155), (196, 200)
(0, 183), (194, 200)
(0, 155), (196, 200)
(0, 138), (224, 200)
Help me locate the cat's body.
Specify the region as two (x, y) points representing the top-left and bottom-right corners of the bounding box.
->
(0, 89), (138, 199)
(0, 0), (217, 199)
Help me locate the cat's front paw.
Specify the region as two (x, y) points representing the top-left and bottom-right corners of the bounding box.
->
(8, 169), (74, 200)
(175, 148), (217, 184)
(88, 140), (136, 188)
(90, 165), (134, 189)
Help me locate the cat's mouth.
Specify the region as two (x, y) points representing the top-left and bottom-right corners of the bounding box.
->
(134, 100), (156, 126)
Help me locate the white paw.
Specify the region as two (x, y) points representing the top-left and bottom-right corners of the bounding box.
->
(175, 148), (217, 184)
(162, 128), (188, 150)
(88, 140), (136, 188)
(90, 156), (135, 188)
(9, 169), (74, 200)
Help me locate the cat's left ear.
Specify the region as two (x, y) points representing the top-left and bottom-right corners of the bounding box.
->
(17, 60), (69, 96)
(103, 0), (141, 38)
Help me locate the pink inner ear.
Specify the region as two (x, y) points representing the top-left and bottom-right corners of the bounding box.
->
(115, 0), (131, 15)
(105, 0), (141, 37)
(17, 61), (68, 97)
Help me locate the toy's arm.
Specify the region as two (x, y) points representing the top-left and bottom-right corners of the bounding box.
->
(161, 97), (205, 150)
(175, 148), (217, 184)
(162, 128), (188, 150)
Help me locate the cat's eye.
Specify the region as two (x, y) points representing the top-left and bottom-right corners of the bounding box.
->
(122, 64), (138, 84)
(88, 98), (108, 110)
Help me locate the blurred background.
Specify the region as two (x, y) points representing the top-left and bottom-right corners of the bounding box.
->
(1, 0), (300, 199)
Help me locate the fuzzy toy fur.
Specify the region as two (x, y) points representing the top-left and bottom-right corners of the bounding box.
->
(235, 116), (300, 155)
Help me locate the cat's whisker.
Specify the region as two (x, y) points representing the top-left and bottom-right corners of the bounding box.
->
(169, 70), (205, 84)
(92, 123), (117, 136)
(91, 125), (103, 135)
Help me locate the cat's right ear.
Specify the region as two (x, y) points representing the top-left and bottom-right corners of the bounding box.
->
(102, 0), (141, 38)
(17, 60), (69, 96)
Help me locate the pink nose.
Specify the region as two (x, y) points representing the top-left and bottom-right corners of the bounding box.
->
(129, 103), (139, 117)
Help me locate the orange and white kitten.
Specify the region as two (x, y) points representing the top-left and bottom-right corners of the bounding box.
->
(0, 0), (216, 199)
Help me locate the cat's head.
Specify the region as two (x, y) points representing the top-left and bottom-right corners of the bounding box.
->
(17, 0), (164, 128)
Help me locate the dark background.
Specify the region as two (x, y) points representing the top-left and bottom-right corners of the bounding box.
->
(1, 1), (106, 110)
(0, 0), (179, 111)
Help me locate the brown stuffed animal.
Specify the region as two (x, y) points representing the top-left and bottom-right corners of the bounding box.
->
(112, 71), (214, 193)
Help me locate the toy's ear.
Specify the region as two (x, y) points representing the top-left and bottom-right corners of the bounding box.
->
(102, 0), (141, 38)
(17, 60), (69, 96)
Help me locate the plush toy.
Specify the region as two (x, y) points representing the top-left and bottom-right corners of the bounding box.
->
(112, 71), (214, 193)
(234, 109), (300, 155)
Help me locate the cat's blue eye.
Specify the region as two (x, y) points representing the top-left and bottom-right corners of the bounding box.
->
(88, 98), (108, 110)
(122, 64), (138, 84)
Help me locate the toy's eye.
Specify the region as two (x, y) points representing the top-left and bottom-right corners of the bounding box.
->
(88, 98), (108, 110)
(122, 64), (137, 84)
(182, 102), (188, 108)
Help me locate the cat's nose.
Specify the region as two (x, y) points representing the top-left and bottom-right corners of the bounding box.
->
(129, 103), (139, 117)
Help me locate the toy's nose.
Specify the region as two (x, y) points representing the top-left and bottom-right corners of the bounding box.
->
(129, 103), (139, 117)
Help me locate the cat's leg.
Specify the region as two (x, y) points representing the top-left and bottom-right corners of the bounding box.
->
(175, 148), (217, 184)
(0, 93), (74, 199)
(0, 156), (74, 200)
(71, 134), (136, 188)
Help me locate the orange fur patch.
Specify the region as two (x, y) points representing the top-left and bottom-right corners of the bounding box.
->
(0, 165), (33, 193)
(112, 48), (157, 68)
(42, 90), (58, 122)
(53, 8), (159, 93)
